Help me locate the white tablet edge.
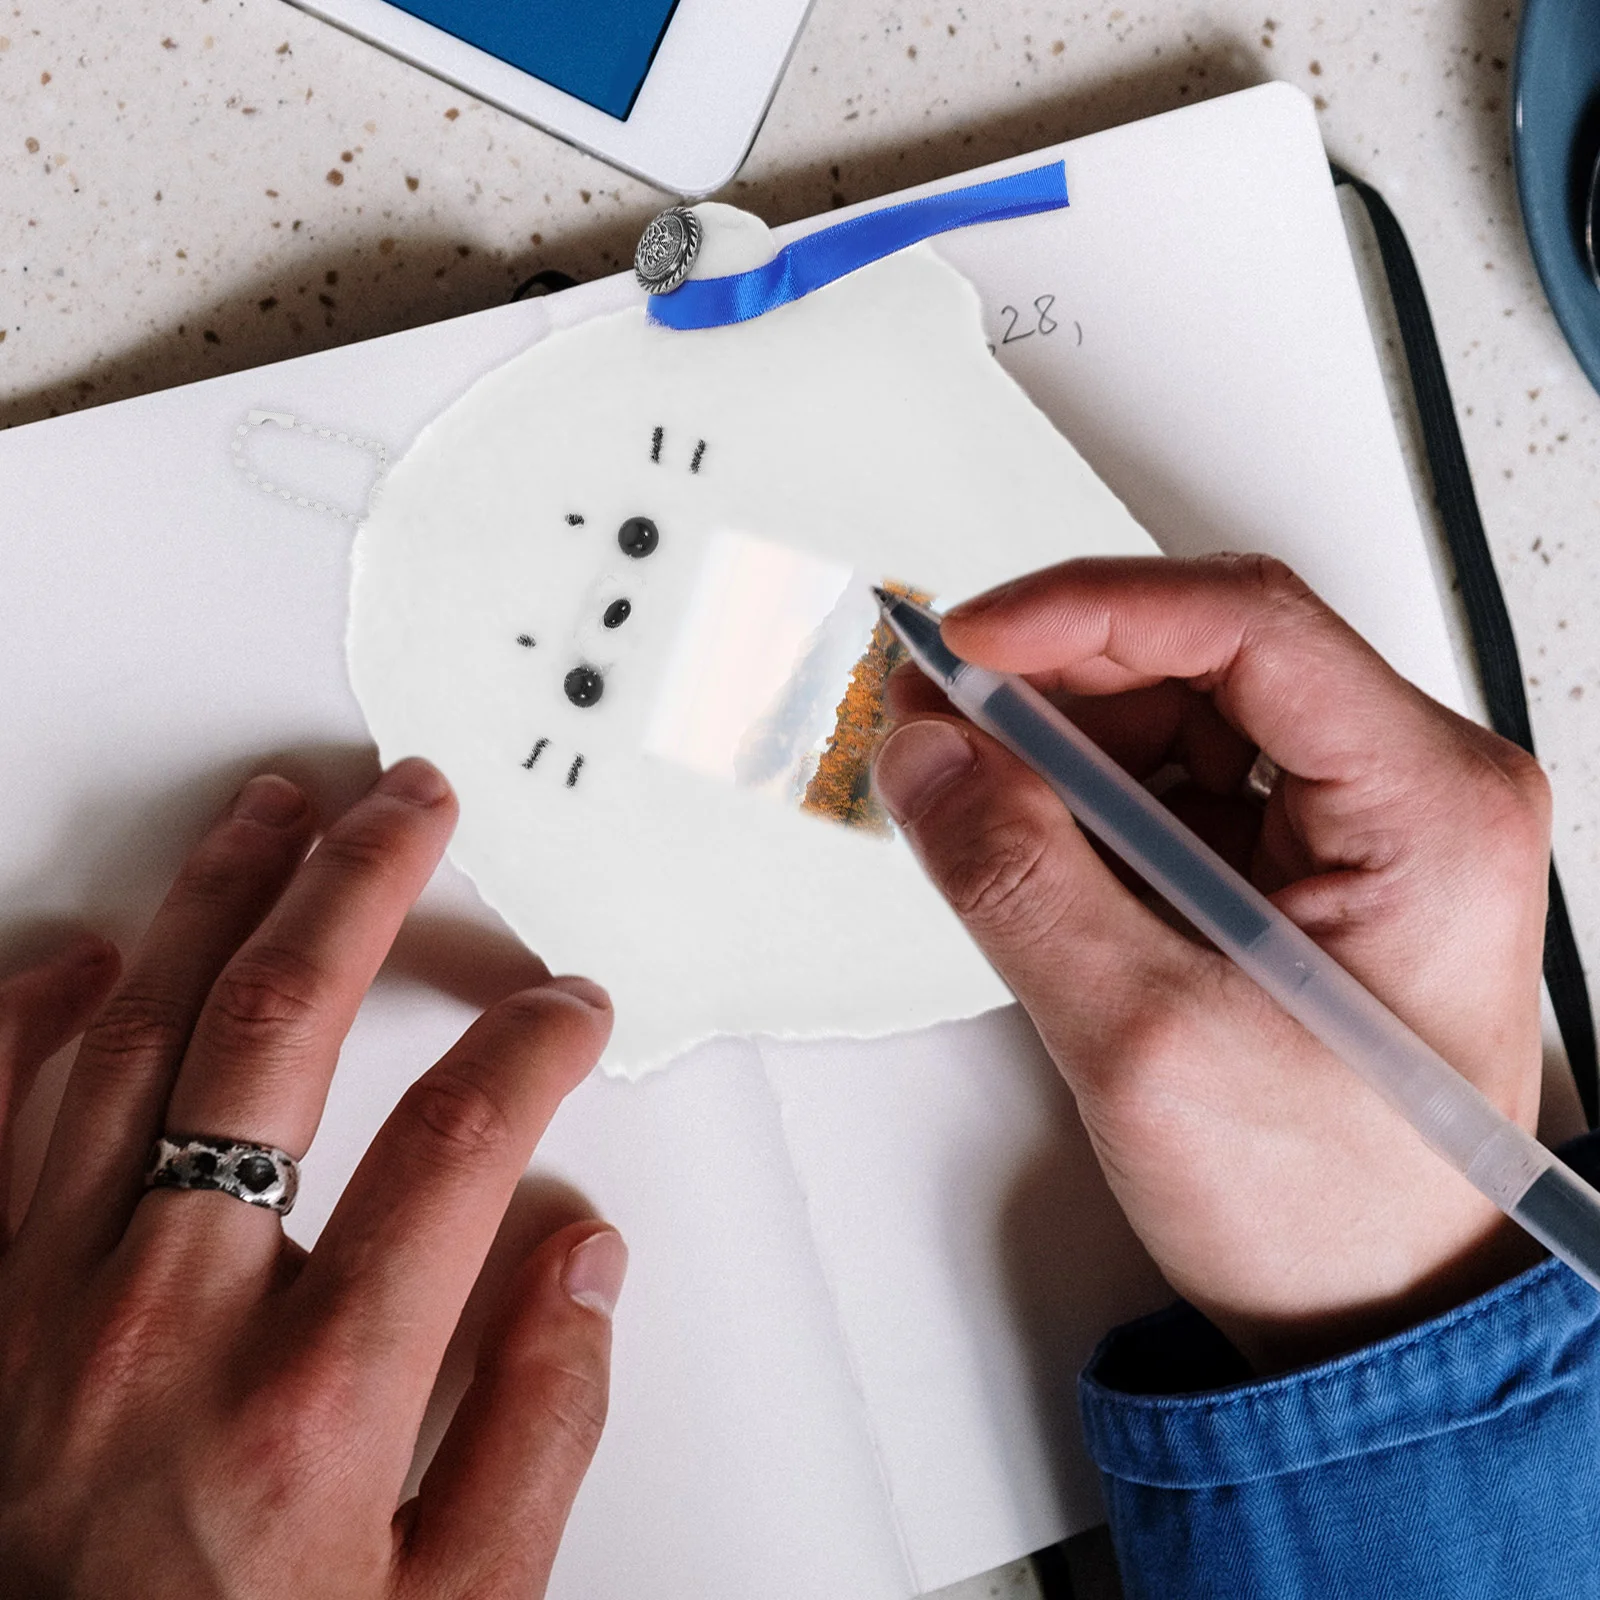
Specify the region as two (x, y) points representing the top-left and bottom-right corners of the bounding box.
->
(285, 0), (817, 196)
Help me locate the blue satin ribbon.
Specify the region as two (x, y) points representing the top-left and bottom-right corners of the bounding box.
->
(647, 160), (1069, 331)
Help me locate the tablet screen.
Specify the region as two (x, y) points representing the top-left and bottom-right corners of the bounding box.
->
(386, 0), (682, 120)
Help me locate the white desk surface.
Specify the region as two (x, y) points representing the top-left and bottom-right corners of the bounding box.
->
(4, 5), (1597, 1598)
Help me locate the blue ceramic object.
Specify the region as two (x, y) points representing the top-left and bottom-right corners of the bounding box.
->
(1513, 0), (1600, 396)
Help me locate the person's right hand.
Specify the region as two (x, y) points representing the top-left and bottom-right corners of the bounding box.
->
(873, 555), (1552, 1374)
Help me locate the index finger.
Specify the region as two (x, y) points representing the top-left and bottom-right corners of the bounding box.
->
(942, 554), (1461, 789)
(290, 975), (611, 1456)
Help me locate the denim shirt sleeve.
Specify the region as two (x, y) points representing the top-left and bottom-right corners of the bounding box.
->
(1078, 1131), (1600, 1600)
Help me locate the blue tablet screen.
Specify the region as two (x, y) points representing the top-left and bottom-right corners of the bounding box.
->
(388, 0), (682, 120)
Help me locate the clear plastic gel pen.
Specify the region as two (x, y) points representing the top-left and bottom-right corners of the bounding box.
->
(874, 587), (1600, 1291)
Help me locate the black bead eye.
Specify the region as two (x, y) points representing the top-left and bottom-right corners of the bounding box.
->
(618, 516), (659, 558)
(603, 598), (632, 629)
(563, 665), (605, 708)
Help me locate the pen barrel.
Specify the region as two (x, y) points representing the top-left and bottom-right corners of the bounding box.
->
(955, 669), (1600, 1290)
(1230, 918), (1549, 1208)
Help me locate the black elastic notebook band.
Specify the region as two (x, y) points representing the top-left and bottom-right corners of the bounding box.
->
(1332, 163), (1598, 1127)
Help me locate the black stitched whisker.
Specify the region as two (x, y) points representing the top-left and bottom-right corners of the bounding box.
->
(690, 439), (706, 474)
(650, 425), (663, 463)
(522, 738), (550, 769)
(516, 634), (536, 648)
(566, 753), (585, 787)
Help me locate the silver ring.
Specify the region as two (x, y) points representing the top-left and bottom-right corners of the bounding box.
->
(634, 206), (702, 294)
(144, 1135), (299, 1215)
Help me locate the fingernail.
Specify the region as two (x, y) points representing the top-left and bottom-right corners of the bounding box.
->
(563, 1229), (628, 1318)
(945, 580), (1018, 623)
(376, 757), (451, 807)
(233, 774), (308, 827)
(548, 975), (612, 1012)
(873, 721), (975, 823)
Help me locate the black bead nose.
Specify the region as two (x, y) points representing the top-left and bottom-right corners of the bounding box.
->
(603, 598), (632, 629)
(618, 516), (659, 558)
(564, 665), (605, 708)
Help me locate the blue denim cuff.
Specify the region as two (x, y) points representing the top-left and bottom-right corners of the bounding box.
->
(1079, 1135), (1600, 1598)
(1080, 1252), (1600, 1488)
(1082, 1128), (1600, 1489)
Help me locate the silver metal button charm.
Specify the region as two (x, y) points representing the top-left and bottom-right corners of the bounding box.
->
(635, 206), (702, 295)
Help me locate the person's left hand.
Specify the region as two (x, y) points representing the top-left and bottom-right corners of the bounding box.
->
(0, 759), (624, 1599)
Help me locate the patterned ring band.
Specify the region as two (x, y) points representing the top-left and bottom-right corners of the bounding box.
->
(144, 1135), (299, 1216)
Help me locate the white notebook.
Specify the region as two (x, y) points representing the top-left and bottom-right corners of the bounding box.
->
(0, 83), (1471, 1598)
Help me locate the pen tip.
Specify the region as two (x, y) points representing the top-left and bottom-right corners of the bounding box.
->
(871, 585), (895, 610)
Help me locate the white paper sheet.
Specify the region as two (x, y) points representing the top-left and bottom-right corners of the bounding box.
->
(347, 236), (1157, 1075)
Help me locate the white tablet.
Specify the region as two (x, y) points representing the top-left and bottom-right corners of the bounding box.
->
(287, 0), (815, 196)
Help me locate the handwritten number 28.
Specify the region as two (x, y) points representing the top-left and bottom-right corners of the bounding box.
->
(1000, 295), (1058, 344)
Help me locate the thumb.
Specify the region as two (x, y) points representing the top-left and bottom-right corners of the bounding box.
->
(873, 715), (1202, 1067)
(400, 1221), (626, 1597)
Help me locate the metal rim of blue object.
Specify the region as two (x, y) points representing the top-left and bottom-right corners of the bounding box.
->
(646, 160), (1070, 331)
(1511, 0), (1600, 399)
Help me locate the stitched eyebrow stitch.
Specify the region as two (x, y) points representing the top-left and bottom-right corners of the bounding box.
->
(690, 439), (706, 474)
(566, 753), (585, 787)
(516, 634), (536, 648)
(650, 426), (664, 463)
(565, 513), (585, 526)
(521, 738), (550, 769)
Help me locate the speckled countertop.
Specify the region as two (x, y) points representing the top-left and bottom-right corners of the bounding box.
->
(3, 4), (1597, 1595)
